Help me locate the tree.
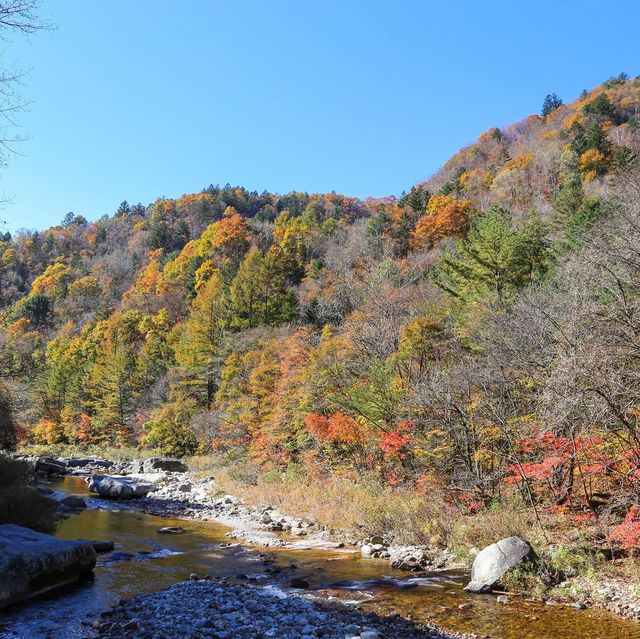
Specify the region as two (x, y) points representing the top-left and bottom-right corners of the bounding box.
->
(230, 248), (297, 328)
(21, 293), (53, 327)
(174, 270), (226, 408)
(0, 391), (16, 450)
(541, 93), (563, 116)
(432, 207), (549, 303)
(115, 201), (131, 217)
(583, 92), (615, 120)
(398, 186), (430, 213)
(412, 195), (473, 249)
(88, 315), (143, 444)
(143, 399), (199, 457)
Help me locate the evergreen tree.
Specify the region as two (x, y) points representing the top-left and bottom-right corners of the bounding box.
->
(89, 324), (140, 444)
(542, 93), (563, 116)
(432, 207), (549, 303)
(22, 294), (53, 327)
(583, 92), (615, 120)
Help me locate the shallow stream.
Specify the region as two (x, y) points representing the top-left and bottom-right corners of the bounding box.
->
(1, 476), (639, 639)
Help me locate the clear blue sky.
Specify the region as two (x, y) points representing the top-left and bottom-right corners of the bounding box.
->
(1, 0), (638, 231)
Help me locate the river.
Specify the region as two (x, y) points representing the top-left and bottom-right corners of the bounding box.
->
(1, 476), (639, 639)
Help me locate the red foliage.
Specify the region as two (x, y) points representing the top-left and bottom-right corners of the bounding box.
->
(379, 430), (412, 459)
(305, 412), (366, 444)
(610, 505), (640, 551)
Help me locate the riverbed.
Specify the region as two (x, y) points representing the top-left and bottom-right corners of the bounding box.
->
(1, 476), (639, 639)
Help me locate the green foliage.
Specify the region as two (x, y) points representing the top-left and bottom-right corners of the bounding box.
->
(542, 93), (563, 116)
(398, 186), (430, 213)
(0, 393), (16, 451)
(175, 271), (227, 407)
(143, 399), (199, 457)
(583, 93), (615, 120)
(21, 293), (53, 327)
(230, 248), (298, 329)
(432, 207), (550, 303)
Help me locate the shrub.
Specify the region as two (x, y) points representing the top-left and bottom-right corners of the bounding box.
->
(610, 505), (640, 552)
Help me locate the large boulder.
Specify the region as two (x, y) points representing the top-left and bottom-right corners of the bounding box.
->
(0, 524), (96, 607)
(464, 536), (538, 593)
(87, 475), (156, 499)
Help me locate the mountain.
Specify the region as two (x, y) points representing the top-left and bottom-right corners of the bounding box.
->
(1, 74), (639, 550)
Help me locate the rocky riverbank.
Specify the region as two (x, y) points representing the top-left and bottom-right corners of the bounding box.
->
(93, 578), (469, 639)
(23, 454), (640, 624)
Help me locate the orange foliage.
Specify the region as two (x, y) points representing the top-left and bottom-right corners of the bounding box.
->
(305, 412), (366, 444)
(77, 413), (92, 444)
(413, 196), (473, 249)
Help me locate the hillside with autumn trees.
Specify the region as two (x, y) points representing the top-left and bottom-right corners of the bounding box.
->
(2, 74), (640, 555)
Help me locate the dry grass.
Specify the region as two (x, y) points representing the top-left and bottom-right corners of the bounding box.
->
(190, 456), (458, 546)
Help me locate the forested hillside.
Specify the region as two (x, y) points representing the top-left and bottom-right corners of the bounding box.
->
(2, 74), (640, 549)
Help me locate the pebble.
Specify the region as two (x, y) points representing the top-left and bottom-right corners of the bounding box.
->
(95, 580), (451, 639)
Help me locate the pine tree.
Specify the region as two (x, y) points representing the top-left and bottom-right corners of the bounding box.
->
(432, 207), (549, 303)
(541, 93), (563, 117)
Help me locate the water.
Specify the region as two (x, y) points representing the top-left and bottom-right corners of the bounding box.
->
(1, 476), (639, 639)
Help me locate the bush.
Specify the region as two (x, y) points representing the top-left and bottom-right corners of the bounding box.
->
(0, 456), (57, 532)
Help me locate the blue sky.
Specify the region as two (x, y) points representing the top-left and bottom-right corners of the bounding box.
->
(1, 0), (638, 232)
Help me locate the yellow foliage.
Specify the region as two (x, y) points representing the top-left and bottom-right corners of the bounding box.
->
(427, 194), (473, 215)
(68, 275), (100, 298)
(502, 152), (534, 172)
(2, 248), (17, 267)
(578, 149), (608, 181)
(30, 261), (72, 299)
(194, 260), (217, 292)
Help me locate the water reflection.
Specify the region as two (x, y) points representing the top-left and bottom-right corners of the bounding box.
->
(0, 476), (638, 639)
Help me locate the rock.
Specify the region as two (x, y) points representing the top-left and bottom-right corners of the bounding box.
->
(109, 551), (135, 561)
(90, 540), (115, 553)
(573, 601), (587, 609)
(260, 512), (273, 524)
(361, 544), (373, 557)
(464, 536), (538, 593)
(88, 475), (156, 500)
(157, 526), (185, 535)
(64, 458), (94, 468)
(0, 524), (96, 607)
(142, 457), (188, 473)
(496, 595), (510, 604)
(178, 482), (192, 492)
(60, 495), (87, 510)
(289, 577), (310, 589)
(34, 457), (67, 475)
(65, 458), (113, 470)
(127, 460), (143, 474)
(361, 631), (381, 639)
